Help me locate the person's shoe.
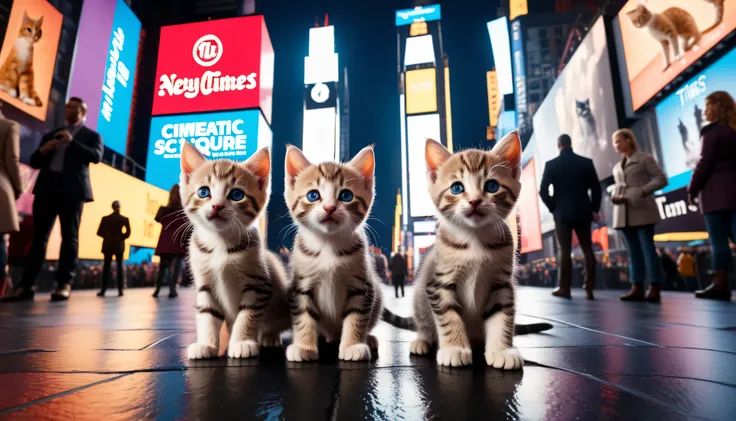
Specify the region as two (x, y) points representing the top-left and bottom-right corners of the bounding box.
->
(97, 291), (105, 297)
(645, 285), (661, 303)
(118, 291), (124, 297)
(620, 285), (645, 301)
(551, 287), (571, 299)
(50, 285), (71, 302)
(1, 287), (34, 303)
(585, 288), (595, 301)
(152, 290), (159, 298)
(169, 291), (178, 298)
(695, 284), (732, 301)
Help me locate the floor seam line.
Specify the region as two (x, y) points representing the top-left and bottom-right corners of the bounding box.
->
(517, 313), (663, 347)
(140, 332), (181, 350)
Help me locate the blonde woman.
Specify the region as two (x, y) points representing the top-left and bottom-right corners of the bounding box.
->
(611, 129), (668, 302)
(688, 91), (736, 301)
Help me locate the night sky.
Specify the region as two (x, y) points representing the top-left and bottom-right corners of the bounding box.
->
(258, 0), (499, 251)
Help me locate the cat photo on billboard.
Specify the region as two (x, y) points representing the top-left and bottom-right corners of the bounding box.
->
(0, 11), (44, 107)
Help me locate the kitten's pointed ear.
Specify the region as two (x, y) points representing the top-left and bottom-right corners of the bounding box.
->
(493, 130), (522, 179)
(22, 10), (30, 23)
(349, 145), (375, 180)
(180, 142), (207, 178)
(245, 147), (271, 190)
(425, 138), (451, 184)
(285, 145), (311, 188)
(36, 15), (44, 27)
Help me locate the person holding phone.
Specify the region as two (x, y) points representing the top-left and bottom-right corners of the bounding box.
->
(2, 97), (103, 303)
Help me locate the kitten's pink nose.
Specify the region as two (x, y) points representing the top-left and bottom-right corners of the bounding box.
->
(469, 199), (482, 208)
(323, 205), (337, 214)
(211, 204), (225, 214)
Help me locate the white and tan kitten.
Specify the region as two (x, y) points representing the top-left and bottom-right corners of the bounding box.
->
(410, 131), (524, 369)
(180, 142), (290, 360)
(284, 145), (383, 362)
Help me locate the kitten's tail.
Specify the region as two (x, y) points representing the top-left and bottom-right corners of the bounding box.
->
(381, 309), (554, 335)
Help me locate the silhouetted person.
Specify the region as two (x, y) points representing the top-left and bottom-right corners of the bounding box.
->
(390, 246), (408, 298)
(0, 106), (22, 297)
(540, 134), (602, 300)
(3, 98), (102, 303)
(153, 185), (187, 298)
(373, 246), (388, 285)
(96, 201), (130, 297)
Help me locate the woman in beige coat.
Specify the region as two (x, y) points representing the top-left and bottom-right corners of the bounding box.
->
(611, 129), (668, 302)
(0, 116), (23, 291)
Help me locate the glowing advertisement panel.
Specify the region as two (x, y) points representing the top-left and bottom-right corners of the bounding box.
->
(396, 4), (441, 27)
(619, 0), (736, 111)
(518, 158), (542, 254)
(152, 16), (273, 121)
(302, 107), (337, 164)
(405, 68), (437, 115)
(145, 109), (261, 190)
(655, 47), (736, 193)
(404, 35), (436, 66)
(487, 71), (500, 127)
(0, 0), (62, 121)
(509, 0), (528, 21)
(407, 114), (441, 218)
(487, 17), (513, 96)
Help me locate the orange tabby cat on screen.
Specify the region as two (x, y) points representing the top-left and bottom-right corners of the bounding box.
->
(0, 11), (45, 107)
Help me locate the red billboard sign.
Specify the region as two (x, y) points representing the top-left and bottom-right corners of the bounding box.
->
(152, 16), (273, 122)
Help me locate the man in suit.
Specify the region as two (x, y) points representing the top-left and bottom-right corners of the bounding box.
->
(96, 201), (130, 297)
(2, 97), (103, 303)
(389, 246), (408, 298)
(540, 134), (602, 300)
(0, 106), (23, 297)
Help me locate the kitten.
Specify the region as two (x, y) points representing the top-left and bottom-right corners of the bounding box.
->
(0, 11), (44, 106)
(575, 98), (606, 152)
(702, 0), (725, 35)
(409, 131), (525, 369)
(180, 142), (290, 360)
(625, 1), (701, 71)
(284, 145), (382, 362)
(694, 104), (704, 132)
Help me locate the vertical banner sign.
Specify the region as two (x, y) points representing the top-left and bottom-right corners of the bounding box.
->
(509, 0), (528, 21)
(487, 71), (499, 127)
(511, 20), (526, 128)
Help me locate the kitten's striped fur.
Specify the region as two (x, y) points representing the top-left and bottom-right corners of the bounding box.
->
(180, 142), (290, 360)
(284, 146), (382, 362)
(410, 131), (525, 369)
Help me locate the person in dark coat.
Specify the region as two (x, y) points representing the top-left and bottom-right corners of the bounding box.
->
(153, 185), (187, 298)
(539, 134), (602, 300)
(96, 201), (131, 297)
(389, 246), (408, 298)
(688, 91), (736, 301)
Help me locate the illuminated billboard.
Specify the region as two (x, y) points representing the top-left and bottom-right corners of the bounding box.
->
(509, 0), (528, 21)
(619, 0), (736, 111)
(518, 158), (542, 254)
(655, 46), (736, 193)
(510, 19), (527, 118)
(145, 109), (263, 190)
(304, 26), (339, 84)
(404, 35), (436, 66)
(405, 68), (437, 115)
(487, 17), (513, 96)
(396, 4), (441, 27)
(302, 107), (338, 164)
(0, 0), (62, 121)
(68, 0), (141, 156)
(152, 16), (274, 123)
(407, 114), (441, 218)
(487, 71), (500, 127)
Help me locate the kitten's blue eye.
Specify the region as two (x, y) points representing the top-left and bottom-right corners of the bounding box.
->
(306, 190), (321, 202)
(228, 188), (245, 201)
(450, 182), (464, 195)
(338, 189), (354, 202)
(197, 187), (210, 198)
(485, 180), (500, 193)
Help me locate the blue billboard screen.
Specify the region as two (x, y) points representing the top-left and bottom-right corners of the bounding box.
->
(145, 109), (262, 191)
(96, 0), (141, 156)
(655, 47), (736, 193)
(395, 4), (441, 26)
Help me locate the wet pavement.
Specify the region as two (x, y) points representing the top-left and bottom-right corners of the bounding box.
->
(0, 285), (734, 420)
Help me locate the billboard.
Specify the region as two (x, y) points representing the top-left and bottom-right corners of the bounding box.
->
(152, 16), (274, 123)
(404, 35), (436, 67)
(406, 68), (437, 115)
(654, 187), (706, 235)
(511, 19), (527, 118)
(619, 0), (736, 111)
(655, 46), (736, 193)
(145, 109), (262, 190)
(395, 4), (441, 27)
(509, 0), (528, 21)
(304, 25), (338, 84)
(302, 107), (338, 164)
(519, 158), (542, 254)
(487, 17), (513, 96)
(487, 71), (500, 127)
(407, 114), (441, 218)
(0, 0), (62, 121)
(68, 0), (141, 156)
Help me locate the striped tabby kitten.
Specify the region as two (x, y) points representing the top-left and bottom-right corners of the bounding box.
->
(410, 131), (524, 369)
(284, 145), (382, 362)
(180, 142), (290, 360)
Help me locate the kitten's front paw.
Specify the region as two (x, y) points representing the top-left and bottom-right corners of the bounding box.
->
(339, 343), (371, 361)
(485, 347), (524, 370)
(20, 96), (35, 106)
(286, 344), (319, 362)
(410, 339), (431, 355)
(436, 346), (472, 367)
(228, 340), (260, 359)
(8, 89), (17, 97)
(187, 343), (218, 360)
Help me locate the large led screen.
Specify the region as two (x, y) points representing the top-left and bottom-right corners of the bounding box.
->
(407, 114), (441, 218)
(68, 0), (141, 156)
(0, 0), (62, 121)
(302, 107), (338, 164)
(405, 68), (437, 115)
(519, 158), (542, 254)
(655, 46), (736, 193)
(395, 4), (441, 27)
(487, 17), (513, 96)
(153, 16), (274, 122)
(619, 0), (736, 111)
(145, 109), (262, 191)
